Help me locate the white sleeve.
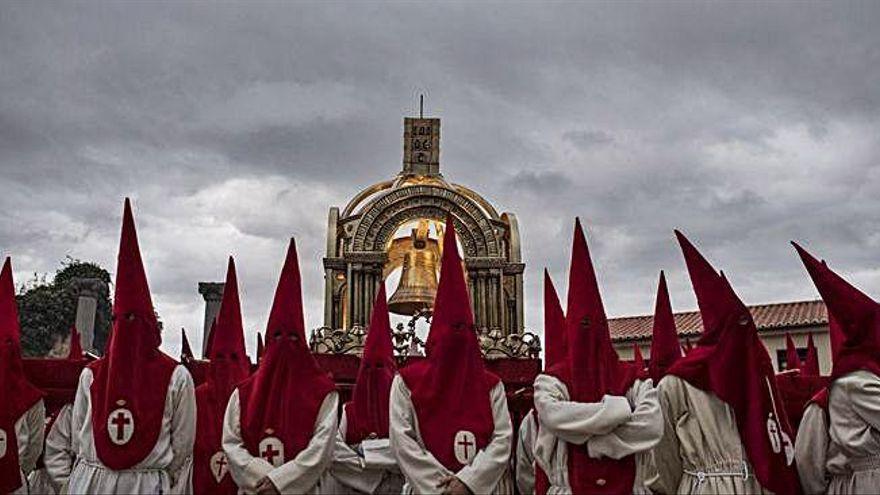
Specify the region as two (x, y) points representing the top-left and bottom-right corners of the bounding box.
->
(586, 379), (664, 459)
(456, 381), (513, 494)
(266, 391), (338, 494)
(534, 374), (632, 444)
(795, 403), (830, 495)
(15, 399), (46, 477)
(222, 388), (273, 492)
(515, 410), (536, 495)
(44, 404), (75, 491)
(330, 410), (389, 494)
(388, 375), (451, 494)
(168, 366), (196, 495)
(69, 368), (93, 460)
(845, 372), (880, 431)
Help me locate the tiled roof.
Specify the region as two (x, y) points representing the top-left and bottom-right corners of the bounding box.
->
(609, 300), (828, 343)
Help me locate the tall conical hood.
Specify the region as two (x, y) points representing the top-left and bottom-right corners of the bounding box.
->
(0, 258), (21, 346)
(802, 334), (820, 376)
(632, 344), (645, 370)
(561, 218), (635, 402)
(210, 258), (249, 367)
(785, 333), (801, 371)
(543, 219), (641, 494)
(648, 271), (682, 382)
(668, 234), (800, 495)
(181, 328), (194, 361)
(345, 284), (397, 443)
(0, 257), (44, 493)
(193, 256), (251, 494)
(674, 231), (728, 344)
(792, 242), (880, 381)
(543, 269), (566, 369)
(88, 199), (178, 470)
(68, 326), (84, 360)
(236, 238), (335, 464)
(398, 214), (499, 472)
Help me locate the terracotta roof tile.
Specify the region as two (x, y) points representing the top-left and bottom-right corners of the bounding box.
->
(609, 300), (827, 342)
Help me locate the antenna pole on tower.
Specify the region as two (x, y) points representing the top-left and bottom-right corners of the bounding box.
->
(419, 94), (424, 118)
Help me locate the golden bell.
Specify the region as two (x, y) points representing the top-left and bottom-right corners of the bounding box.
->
(388, 243), (439, 316)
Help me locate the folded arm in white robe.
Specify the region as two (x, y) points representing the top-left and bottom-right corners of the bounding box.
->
(389, 375), (513, 495)
(67, 365), (196, 495)
(326, 407), (404, 494)
(222, 388), (338, 495)
(12, 399), (45, 495)
(515, 409), (537, 495)
(533, 374), (662, 494)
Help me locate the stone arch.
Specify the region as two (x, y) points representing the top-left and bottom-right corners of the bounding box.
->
(351, 185), (500, 257)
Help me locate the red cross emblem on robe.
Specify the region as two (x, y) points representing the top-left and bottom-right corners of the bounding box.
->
(454, 430), (477, 465)
(107, 408), (134, 445)
(258, 436), (284, 468)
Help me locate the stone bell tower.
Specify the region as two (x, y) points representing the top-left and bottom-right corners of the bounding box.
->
(322, 111), (525, 335)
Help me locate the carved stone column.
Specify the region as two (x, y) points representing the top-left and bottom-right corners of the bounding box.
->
(71, 277), (107, 352)
(198, 282), (224, 356)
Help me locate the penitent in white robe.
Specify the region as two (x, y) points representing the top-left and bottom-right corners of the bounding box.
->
(533, 374), (662, 495)
(222, 388), (338, 495)
(67, 365), (196, 495)
(646, 375), (768, 495)
(795, 401), (848, 495)
(824, 370), (880, 494)
(389, 375), (513, 495)
(322, 406), (405, 495)
(10, 400), (45, 495)
(515, 409), (537, 495)
(28, 403), (73, 495)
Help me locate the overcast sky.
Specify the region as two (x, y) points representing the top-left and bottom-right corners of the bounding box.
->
(2, 2), (879, 357)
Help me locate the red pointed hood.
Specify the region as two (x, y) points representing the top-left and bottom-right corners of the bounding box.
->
(345, 284), (396, 444)
(802, 334), (820, 377)
(68, 325), (84, 360)
(550, 218), (637, 401)
(543, 269), (567, 369)
(632, 344), (646, 370)
(181, 328), (194, 362)
(256, 332), (264, 364)
(648, 271), (682, 382)
(785, 334), (801, 371)
(544, 219), (641, 495)
(399, 215), (499, 471)
(88, 199), (178, 470)
(668, 233), (800, 495)
(793, 242), (880, 381)
(237, 239), (335, 463)
(674, 230), (728, 344)
(194, 256), (251, 494)
(0, 257), (45, 493)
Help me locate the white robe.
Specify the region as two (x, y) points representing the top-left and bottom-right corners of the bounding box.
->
(515, 409), (537, 495)
(67, 365), (196, 495)
(646, 375), (768, 495)
(323, 406), (404, 494)
(795, 401), (848, 495)
(10, 400), (45, 495)
(826, 370), (880, 494)
(28, 403), (73, 495)
(532, 374), (662, 495)
(222, 388), (338, 495)
(388, 375), (513, 495)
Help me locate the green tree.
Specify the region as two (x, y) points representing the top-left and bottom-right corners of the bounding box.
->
(18, 258), (112, 357)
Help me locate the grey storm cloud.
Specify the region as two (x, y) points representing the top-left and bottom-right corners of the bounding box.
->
(1, 1), (879, 356)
